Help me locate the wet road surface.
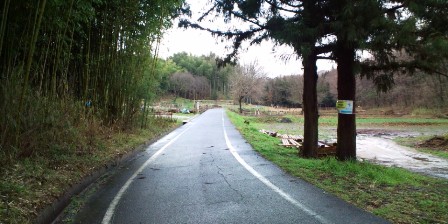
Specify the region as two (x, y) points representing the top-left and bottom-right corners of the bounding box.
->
(71, 109), (388, 224)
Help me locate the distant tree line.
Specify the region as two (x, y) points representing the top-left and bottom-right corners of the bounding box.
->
(311, 68), (448, 110)
(357, 70), (448, 109)
(161, 50), (447, 111)
(263, 75), (303, 108)
(161, 52), (235, 100)
(255, 68), (448, 110)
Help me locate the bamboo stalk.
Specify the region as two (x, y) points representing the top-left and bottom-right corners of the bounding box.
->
(0, 0), (11, 57)
(16, 0), (47, 145)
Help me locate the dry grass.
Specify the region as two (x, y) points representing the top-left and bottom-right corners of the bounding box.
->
(0, 113), (177, 223)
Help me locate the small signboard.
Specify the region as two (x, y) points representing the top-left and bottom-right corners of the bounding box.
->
(336, 100), (353, 114)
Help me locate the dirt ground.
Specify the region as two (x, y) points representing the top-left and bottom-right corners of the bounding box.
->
(417, 136), (448, 152)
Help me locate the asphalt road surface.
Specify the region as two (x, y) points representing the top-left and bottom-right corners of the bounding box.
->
(70, 108), (389, 224)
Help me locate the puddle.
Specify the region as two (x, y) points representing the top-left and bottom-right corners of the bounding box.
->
(357, 136), (448, 179)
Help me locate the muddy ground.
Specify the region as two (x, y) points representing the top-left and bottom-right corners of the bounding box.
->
(256, 119), (448, 179)
(357, 135), (448, 179)
(417, 136), (448, 152)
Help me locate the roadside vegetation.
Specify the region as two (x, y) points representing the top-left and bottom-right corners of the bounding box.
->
(226, 110), (448, 224)
(0, 114), (178, 223)
(0, 95), (207, 223)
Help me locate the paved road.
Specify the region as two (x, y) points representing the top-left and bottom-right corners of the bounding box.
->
(71, 108), (388, 224)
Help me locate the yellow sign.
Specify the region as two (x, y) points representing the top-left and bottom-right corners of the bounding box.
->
(336, 100), (353, 114)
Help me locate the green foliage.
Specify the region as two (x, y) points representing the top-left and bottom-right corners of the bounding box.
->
(361, 0), (448, 91)
(320, 92), (336, 107)
(172, 97), (194, 110)
(182, 0), (448, 99)
(263, 75), (303, 107)
(411, 108), (445, 117)
(238, 0), (262, 18)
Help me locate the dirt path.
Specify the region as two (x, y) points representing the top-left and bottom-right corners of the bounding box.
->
(357, 136), (448, 179)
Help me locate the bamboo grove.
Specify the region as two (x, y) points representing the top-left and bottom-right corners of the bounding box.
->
(0, 0), (184, 163)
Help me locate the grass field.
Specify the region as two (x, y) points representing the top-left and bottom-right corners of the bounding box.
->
(226, 110), (448, 224)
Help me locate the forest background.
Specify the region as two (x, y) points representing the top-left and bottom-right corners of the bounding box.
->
(163, 52), (448, 112)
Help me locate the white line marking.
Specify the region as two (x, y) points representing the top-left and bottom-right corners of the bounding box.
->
(221, 112), (331, 224)
(102, 124), (194, 224)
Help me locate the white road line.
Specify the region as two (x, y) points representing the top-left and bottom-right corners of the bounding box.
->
(102, 124), (194, 224)
(221, 112), (331, 224)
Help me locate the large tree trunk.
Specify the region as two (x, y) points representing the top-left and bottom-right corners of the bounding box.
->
(336, 44), (356, 161)
(301, 53), (318, 158)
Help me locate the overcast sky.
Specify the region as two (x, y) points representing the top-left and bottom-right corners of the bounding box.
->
(158, 1), (335, 77)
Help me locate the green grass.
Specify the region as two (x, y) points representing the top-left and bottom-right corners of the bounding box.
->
(356, 117), (448, 125)
(227, 110), (448, 224)
(243, 114), (448, 141)
(417, 148), (448, 160)
(172, 97), (194, 110)
(243, 114), (448, 126)
(411, 108), (447, 118)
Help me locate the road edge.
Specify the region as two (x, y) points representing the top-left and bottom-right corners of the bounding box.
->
(37, 114), (201, 224)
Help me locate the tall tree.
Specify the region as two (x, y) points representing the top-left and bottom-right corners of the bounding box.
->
(230, 62), (265, 113)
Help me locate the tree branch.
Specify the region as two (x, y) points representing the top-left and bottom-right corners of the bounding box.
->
(179, 20), (263, 39)
(427, 69), (448, 78)
(197, 4), (217, 22)
(384, 4), (405, 14)
(278, 0), (303, 8)
(230, 11), (266, 29)
(316, 56), (333, 60)
(265, 0), (302, 13)
(361, 60), (448, 78)
(179, 19), (265, 66)
(315, 44), (334, 55)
